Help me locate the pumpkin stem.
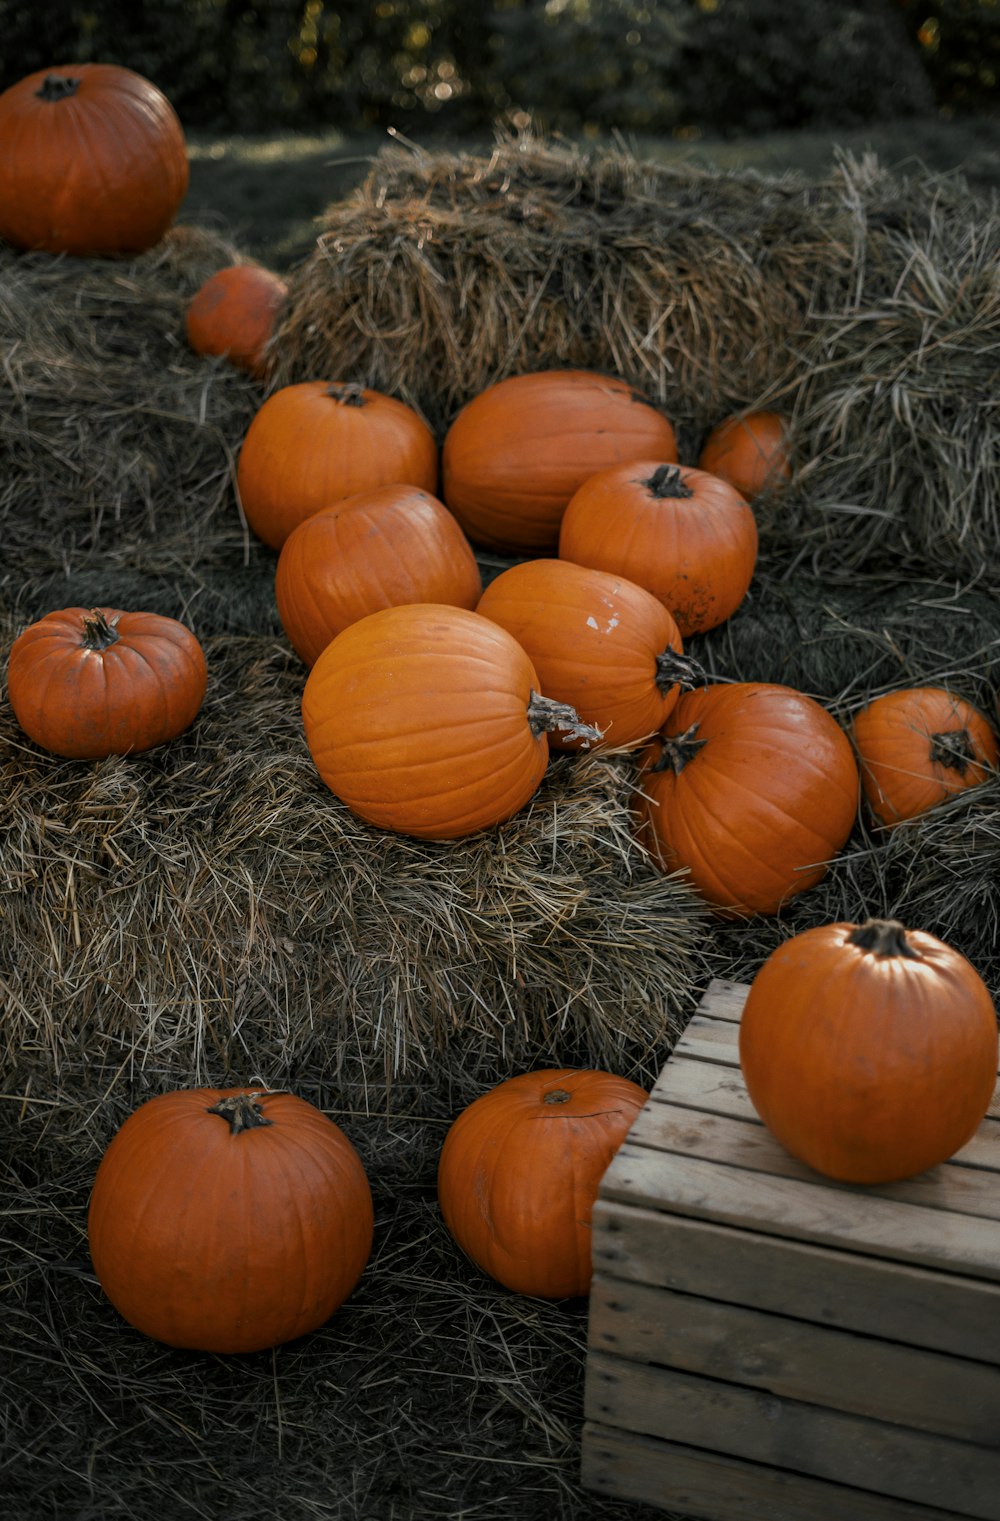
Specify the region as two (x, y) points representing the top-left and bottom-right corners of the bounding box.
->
(326, 382), (367, 408)
(37, 74), (81, 102)
(847, 919), (922, 960)
(527, 691), (604, 748)
(542, 1089), (572, 1105)
(648, 722), (706, 774)
(207, 1092), (275, 1134)
(654, 646), (706, 695)
(646, 464), (695, 501)
(80, 609), (121, 650)
(929, 727), (977, 776)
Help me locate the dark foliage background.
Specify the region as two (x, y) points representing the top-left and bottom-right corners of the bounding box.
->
(0, 0), (995, 135)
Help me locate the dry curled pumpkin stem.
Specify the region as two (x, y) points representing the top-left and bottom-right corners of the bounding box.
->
(649, 722), (707, 775)
(37, 74), (81, 101)
(655, 646), (706, 695)
(207, 1093), (276, 1134)
(646, 464), (694, 500)
(929, 727), (976, 775)
(526, 690), (603, 747)
(326, 382), (367, 407)
(847, 919), (922, 960)
(80, 609), (121, 650)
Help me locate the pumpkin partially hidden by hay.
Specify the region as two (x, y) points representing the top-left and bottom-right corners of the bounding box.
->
(698, 410), (792, 502)
(185, 262), (288, 379)
(852, 686), (999, 827)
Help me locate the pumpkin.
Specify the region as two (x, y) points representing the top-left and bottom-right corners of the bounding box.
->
(852, 686), (999, 827)
(476, 558), (701, 751)
(275, 484), (482, 667)
(437, 1068), (648, 1298)
(7, 606), (207, 759)
(739, 920), (998, 1184)
(301, 603), (601, 840)
(88, 1086), (374, 1352)
(0, 64), (188, 255)
(441, 370), (677, 553)
(558, 461), (758, 637)
(185, 263), (288, 379)
(236, 381), (439, 550)
(635, 682), (859, 915)
(698, 410), (791, 501)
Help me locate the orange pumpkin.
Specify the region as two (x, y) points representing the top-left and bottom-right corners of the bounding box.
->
(635, 682), (859, 915)
(301, 603), (600, 840)
(7, 606), (207, 759)
(739, 920), (998, 1183)
(476, 558), (701, 751)
(437, 1068), (648, 1298)
(276, 484), (482, 667)
(558, 461), (758, 636)
(236, 381), (439, 550)
(0, 64), (188, 255)
(441, 370), (677, 553)
(185, 263), (288, 379)
(88, 1087), (374, 1352)
(698, 410), (791, 500)
(852, 686), (998, 826)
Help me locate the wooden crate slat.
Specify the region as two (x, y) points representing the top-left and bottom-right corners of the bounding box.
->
(585, 1353), (1000, 1519)
(588, 1275), (1000, 1443)
(591, 1200), (1000, 1363)
(581, 1422), (969, 1521)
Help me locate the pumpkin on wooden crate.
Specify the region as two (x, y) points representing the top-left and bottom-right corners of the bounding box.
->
(476, 558), (702, 751)
(301, 603), (601, 840)
(851, 685), (999, 826)
(441, 369), (678, 553)
(276, 484), (482, 667)
(437, 1068), (648, 1298)
(698, 409), (792, 501)
(0, 63), (188, 255)
(185, 263), (288, 379)
(558, 461), (758, 637)
(88, 1086), (374, 1352)
(739, 920), (999, 1184)
(236, 381), (439, 549)
(7, 606), (207, 759)
(635, 682), (859, 915)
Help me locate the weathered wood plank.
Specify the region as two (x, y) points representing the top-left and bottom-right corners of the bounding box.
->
(585, 1354), (1000, 1519)
(588, 1276), (1000, 1442)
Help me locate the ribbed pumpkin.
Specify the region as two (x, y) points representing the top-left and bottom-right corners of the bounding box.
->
(185, 263), (288, 379)
(698, 410), (791, 501)
(236, 381), (439, 550)
(476, 558), (701, 751)
(7, 606), (207, 759)
(558, 461), (758, 637)
(301, 603), (600, 840)
(635, 682), (860, 915)
(739, 920), (998, 1183)
(852, 686), (999, 826)
(276, 484), (482, 667)
(437, 1069), (648, 1298)
(88, 1087), (374, 1352)
(0, 64), (188, 255)
(441, 370), (677, 553)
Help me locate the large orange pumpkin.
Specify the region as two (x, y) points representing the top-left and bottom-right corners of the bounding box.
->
(635, 682), (859, 915)
(185, 263), (288, 379)
(437, 1068), (648, 1298)
(476, 558), (701, 751)
(236, 381), (439, 550)
(739, 920), (998, 1183)
(852, 685), (998, 826)
(0, 64), (188, 255)
(698, 410), (791, 501)
(441, 370), (677, 553)
(276, 484), (482, 667)
(301, 603), (600, 840)
(7, 606), (207, 759)
(88, 1087), (374, 1352)
(558, 461), (758, 636)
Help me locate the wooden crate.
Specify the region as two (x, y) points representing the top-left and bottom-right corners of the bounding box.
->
(582, 977), (1000, 1521)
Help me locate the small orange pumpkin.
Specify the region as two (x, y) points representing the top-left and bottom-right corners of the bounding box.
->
(437, 1068), (648, 1298)
(739, 919), (998, 1183)
(698, 410), (791, 501)
(236, 381), (439, 550)
(558, 461), (758, 637)
(88, 1086), (374, 1352)
(185, 263), (288, 378)
(852, 686), (998, 826)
